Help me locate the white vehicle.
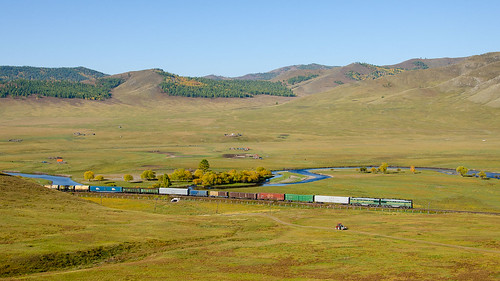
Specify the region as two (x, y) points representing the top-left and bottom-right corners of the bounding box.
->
(171, 198), (180, 203)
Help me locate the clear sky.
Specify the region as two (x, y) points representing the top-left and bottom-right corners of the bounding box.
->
(1, 0), (499, 77)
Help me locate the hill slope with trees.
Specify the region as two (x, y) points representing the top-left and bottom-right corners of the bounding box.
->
(0, 77), (123, 100)
(0, 66), (107, 82)
(157, 70), (294, 98)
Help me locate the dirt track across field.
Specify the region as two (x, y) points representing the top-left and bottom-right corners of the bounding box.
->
(254, 213), (500, 254)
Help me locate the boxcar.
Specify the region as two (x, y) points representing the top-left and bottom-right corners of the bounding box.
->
(313, 195), (350, 204)
(380, 198), (413, 208)
(228, 192), (257, 200)
(159, 188), (188, 195)
(74, 185), (90, 192)
(216, 191), (228, 198)
(90, 186), (123, 193)
(189, 190), (208, 197)
(285, 194), (314, 203)
(350, 197), (380, 207)
(257, 193), (285, 201)
(123, 187), (141, 193)
(209, 190), (219, 197)
(140, 188), (159, 194)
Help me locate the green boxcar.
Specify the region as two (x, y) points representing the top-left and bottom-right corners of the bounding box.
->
(350, 197), (380, 207)
(285, 194), (314, 202)
(123, 187), (141, 193)
(380, 198), (413, 208)
(140, 188), (159, 194)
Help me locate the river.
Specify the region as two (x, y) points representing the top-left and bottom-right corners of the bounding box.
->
(5, 173), (82, 186)
(5, 166), (499, 187)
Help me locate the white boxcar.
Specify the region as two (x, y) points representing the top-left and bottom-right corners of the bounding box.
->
(159, 188), (188, 195)
(314, 195), (350, 204)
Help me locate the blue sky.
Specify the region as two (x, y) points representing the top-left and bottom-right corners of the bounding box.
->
(1, 0), (499, 77)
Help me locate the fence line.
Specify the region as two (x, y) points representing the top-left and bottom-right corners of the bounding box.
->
(70, 192), (459, 215)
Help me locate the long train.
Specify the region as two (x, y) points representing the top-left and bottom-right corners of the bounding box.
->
(44, 185), (413, 209)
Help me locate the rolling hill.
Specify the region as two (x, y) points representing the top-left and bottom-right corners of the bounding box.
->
(203, 58), (466, 97)
(0, 52), (498, 176)
(286, 57), (467, 96)
(0, 66), (107, 82)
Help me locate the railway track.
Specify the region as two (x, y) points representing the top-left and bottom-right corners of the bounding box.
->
(71, 192), (500, 216)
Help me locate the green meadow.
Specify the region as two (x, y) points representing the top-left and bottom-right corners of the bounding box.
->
(1, 54), (500, 279)
(1, 175), (499, 280)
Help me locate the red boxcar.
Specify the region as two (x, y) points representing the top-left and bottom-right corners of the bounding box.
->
(229, 192), (257, 200)
(257, 193), (285, 201)
(217, 191), (228, 197)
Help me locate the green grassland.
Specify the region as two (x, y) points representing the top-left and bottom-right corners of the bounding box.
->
(269, 171), (308, 184)
(226, 169), (500, 212)
(1, 174), (499, 280)
(0, 54), (499, 280)
(1, 55), (499, 211)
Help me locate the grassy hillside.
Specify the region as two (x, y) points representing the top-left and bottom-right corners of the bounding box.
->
(1, 174), (499, 280)
(0, 66), (107, 82)
(291, 57), (467, 96)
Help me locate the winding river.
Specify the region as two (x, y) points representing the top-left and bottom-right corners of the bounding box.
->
(5, 166), (499, 187)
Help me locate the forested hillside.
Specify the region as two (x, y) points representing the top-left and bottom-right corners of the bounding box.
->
(157, 70), (294, 98)
(0, 77), (123, 100)
(0, 66), (107, 82)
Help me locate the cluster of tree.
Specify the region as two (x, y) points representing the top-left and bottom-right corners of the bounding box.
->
(287, 74), (319, 85)
(192, 167), (273, 187)
(456, 166), (488, 179)
(0, 77), (122, 100)
(412, 61), (429, 70)
(357, 163), (406, 174)
(167, 160), (272, 187)
(345, 64), (405, 81)
(83, 171), (105, 181)
(0, 66), (107, 82)
(157, 70), (294, 98)
(85, 159), (272, 188)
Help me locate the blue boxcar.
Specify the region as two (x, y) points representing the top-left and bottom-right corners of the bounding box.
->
(189, 190), (208, 197)
(90, 186), (123, 193)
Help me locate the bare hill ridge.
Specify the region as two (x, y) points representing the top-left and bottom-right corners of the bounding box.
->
(289, 57), (467, 96)
(302, 52), (500, 108)
(108, 69), (165, 104)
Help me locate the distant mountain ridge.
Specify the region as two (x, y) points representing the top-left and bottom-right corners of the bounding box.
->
(204, 63), (337, 81)
(0, 66), (108, 82)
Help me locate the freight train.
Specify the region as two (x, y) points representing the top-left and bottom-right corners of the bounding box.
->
(44, 185), (413, 209)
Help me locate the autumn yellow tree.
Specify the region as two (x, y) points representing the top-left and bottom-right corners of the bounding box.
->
(84, 171), (95, 181)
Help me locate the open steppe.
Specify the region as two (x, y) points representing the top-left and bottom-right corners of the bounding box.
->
(1, 53), (499, 180)
(1, 174), (499, 280)
(1, 52), (499, 280)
